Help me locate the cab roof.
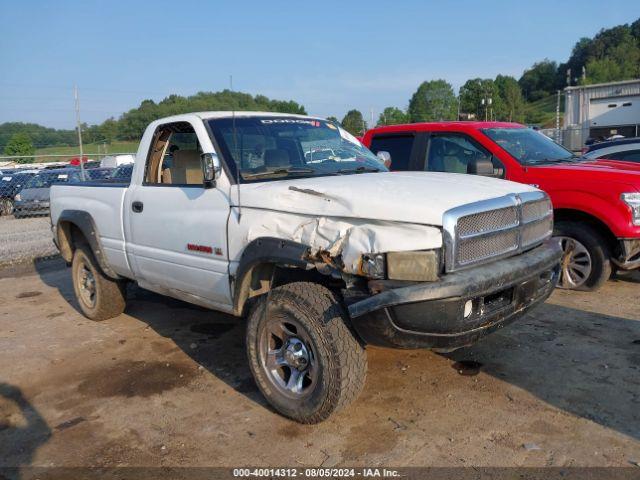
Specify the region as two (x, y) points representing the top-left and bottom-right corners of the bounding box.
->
(366, 121), (525, 136)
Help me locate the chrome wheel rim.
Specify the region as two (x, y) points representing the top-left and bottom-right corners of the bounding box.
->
(77, 262), (97, 308)
(558, 236), (592, 289)
(258, 313), (317, 399)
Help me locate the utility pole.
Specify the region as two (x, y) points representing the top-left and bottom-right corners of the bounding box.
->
(74, 85), (85, 180)
(370, 108), (374, 129)
(481, 96), (492, 122)
(556, 90), (561, 143)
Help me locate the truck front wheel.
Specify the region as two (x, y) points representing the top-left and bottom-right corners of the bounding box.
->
(71, 244), (126, 321)
(554, 221), (611, 291)
(246, 282), (367, 423)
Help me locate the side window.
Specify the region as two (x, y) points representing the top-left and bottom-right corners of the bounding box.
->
(426, 134), (503, 176)
(368, 135), (414, 171)
(603, 149), (640, 162)
(145, 122), (204, 185)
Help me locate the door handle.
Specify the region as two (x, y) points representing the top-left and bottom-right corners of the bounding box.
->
(131, 201), (144, 213)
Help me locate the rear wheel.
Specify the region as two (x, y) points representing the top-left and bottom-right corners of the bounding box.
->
(246, 282), (367, 423)
(0, 198), (14, 216)
(71, 244), (126, 320)
(554, 221), (611, 291)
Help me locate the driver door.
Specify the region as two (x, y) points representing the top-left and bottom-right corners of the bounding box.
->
(124, 120), (232, 309)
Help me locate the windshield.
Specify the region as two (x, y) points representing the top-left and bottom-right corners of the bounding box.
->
(86, 169), (113, 180)
(111, 164), (133, 180)
(24, 172), (76, 189)
(208, 117), (386, 182)
(483, 127), (576, 165)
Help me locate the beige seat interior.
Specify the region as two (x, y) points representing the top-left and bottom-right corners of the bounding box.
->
(165, 150), (202, 184)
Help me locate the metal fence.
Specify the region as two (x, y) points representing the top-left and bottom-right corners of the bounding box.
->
(0, 154), (135, 268)
(538, 126), (587, 152)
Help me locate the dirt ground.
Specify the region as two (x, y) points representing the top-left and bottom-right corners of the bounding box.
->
(0, 259), (638, 469)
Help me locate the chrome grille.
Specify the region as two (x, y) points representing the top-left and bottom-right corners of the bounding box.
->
(522, 199), (552, 223)
(458, 230), (519, 264)
(522, 216), (553, 248)
(443, 191), (553, 272)
(457, 207), (518, 236)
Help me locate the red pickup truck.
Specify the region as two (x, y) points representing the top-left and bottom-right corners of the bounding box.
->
(363, 122), (640, 291)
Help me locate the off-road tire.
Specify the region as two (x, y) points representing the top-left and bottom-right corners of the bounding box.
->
(246, 282), (367, 423)
(554, 221), (611, 291)
(71, 244), (126, 321)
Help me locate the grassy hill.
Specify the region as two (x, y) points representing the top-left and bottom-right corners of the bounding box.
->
(523, 94), (564, 127)
(34, 140), (139, 162)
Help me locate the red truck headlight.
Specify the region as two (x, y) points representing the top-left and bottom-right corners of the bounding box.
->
(621, 193), (640, 226)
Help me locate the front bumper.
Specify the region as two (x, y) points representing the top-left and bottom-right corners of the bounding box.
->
(14, 201), (50, 217)
(348, 239), (562, 351)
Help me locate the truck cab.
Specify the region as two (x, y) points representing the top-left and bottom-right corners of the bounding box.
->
(363, 122), (640, 291)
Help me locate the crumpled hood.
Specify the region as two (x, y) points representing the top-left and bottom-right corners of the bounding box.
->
(234, 171), (537, 226)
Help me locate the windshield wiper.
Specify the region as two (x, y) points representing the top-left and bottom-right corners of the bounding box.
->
(526, 156), (578, 165)
(241, 167), (316, 180)
(336, 166), (380, 174)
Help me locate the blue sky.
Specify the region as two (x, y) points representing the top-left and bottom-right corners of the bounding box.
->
(1, 0), (639, 130)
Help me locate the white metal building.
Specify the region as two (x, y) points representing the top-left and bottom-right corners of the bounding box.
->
(563, 78), (640, 150)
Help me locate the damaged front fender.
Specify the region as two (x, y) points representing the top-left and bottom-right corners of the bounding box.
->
(239, 210), (443, 275)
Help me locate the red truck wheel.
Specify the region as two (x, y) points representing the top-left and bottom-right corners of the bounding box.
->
(554, 221), (612, 291)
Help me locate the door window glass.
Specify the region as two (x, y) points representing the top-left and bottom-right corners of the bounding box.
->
(368, 135), (415, 171)
(145, 122), (203, 185)
(426, 134), (502, 175)
(602, 149), (640, 162)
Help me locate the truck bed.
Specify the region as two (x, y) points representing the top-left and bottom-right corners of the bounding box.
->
(50, 183), (133, 278)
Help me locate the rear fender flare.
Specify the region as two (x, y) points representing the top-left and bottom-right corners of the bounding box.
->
(56, 210), (120, 280)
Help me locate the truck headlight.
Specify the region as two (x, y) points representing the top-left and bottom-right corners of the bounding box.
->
(359, 250), (441, 281)
(387, 250), (440, 281)
(622, 193), (640, 226)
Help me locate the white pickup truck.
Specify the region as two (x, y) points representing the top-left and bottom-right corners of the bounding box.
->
(50, 112), (562, 423)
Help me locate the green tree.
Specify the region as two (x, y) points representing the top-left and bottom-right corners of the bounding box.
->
(518, 59), (559, 101)
(341, 110), (366, 135)
(378, 107), (409, 126)
(459, 78), (503, 121)
(494, 75), (525, 122)
(408, 80), (457, 122)
(583, 35), (640, 84)
(326, 116), (339, 124)
(4, 132), (35, 163)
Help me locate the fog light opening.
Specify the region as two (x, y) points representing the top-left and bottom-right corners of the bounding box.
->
(463, 300), (473, 318)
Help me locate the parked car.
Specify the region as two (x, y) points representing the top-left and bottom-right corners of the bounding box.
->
(583, 137), (640, 163)
(0, 172), (36, 216)
(110, 163), (134, 181)
(83, 167), (115, 181)
(14, 169), (80, 218)
(50, 112), (561, 423)
(362, 122), (640, 291)
(100, 154), (135, 168)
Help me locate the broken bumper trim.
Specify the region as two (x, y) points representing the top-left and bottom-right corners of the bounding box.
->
(347, 239), (562, 350)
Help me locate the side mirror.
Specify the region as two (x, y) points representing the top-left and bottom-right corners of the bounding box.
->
(376, 151), (392, 168)
(201, 152), (221, 188)
(468, 156), (498, 177)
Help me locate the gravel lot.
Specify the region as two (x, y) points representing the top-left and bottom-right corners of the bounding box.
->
(0, 260), (638, 471)
(0, 216), (56, 267)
